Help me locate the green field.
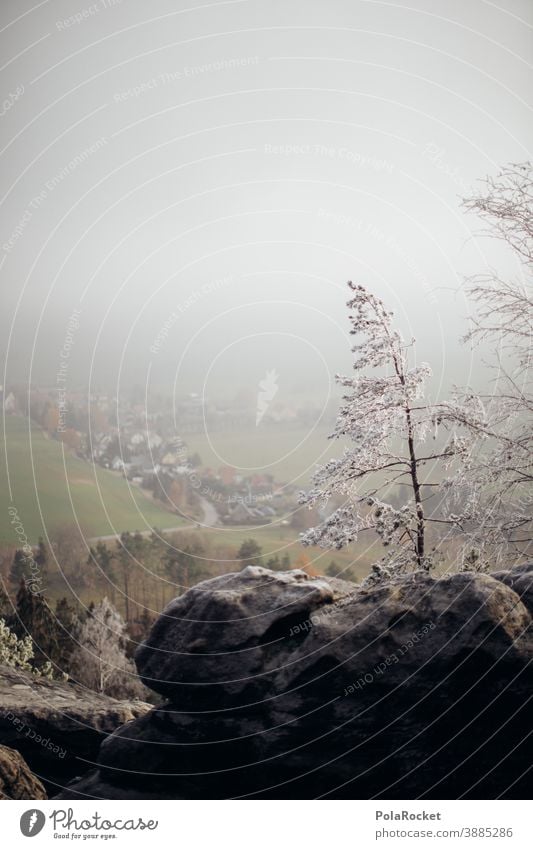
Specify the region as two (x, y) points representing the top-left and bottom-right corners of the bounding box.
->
(0, 417), (370, 596)
(184, 425), (342, 483)
(0, 416), (181, 544)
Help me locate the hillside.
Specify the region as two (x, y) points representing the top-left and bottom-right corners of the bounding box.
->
(0, 416), (182, 544)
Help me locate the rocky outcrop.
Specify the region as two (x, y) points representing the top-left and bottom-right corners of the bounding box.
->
(492, 562), (533, 616)
(0, 664), (151, 795)
(57, 564), (533, 800)
(0, 744), (47, 800)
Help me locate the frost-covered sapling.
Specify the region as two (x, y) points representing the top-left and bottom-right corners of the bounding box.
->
(300, 282), (460, 581)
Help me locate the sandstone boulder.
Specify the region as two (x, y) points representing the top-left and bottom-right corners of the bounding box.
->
(0, 744), (47, 800)
(492, 562), (533, 617)
(0, 664), (151, 794)
(58, 565), (533, 800)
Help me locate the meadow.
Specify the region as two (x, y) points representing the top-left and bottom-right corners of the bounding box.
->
(183, 424), (342, 484)
(0, 416), (181, 545)
(0, 416), (369, 614)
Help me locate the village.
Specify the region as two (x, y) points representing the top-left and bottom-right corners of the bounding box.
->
(1, 385), (318, 527)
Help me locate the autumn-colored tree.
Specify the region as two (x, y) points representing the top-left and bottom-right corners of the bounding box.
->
(167, 479), (185, 512)
(60, 427), (81, 453)
(220, 466), (237, 485)
(43, 403), (60, 434)
(293, 552), (318, 577)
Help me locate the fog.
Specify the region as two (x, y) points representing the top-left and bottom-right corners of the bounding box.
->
(1, 0), (531, 406)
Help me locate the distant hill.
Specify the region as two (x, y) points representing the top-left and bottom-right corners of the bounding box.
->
(0, 416), (180, 544)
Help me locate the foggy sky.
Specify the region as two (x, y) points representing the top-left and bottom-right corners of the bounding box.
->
(1, 0), (532, 407)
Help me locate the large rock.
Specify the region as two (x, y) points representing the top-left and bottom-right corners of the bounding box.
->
(136, 566), (353, 705)
(0, 664), (151, 794)
(57, 565), (533, 800)
(492, 562), (533, 616)
(0, 744), (47, 800)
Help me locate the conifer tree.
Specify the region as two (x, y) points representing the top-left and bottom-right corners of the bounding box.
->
(13, 580), (60, 673)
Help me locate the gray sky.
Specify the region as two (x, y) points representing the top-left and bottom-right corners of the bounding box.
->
(1, 0), (532, 404)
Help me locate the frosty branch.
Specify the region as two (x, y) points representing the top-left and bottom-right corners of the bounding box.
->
(437, 162), (533, 563)
(300, 282), (460, 578)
